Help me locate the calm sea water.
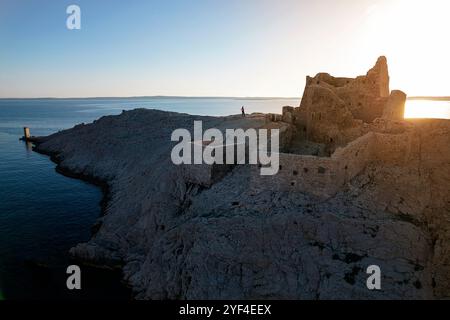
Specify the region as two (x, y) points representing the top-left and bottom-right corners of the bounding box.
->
(0, 97), (298, 300)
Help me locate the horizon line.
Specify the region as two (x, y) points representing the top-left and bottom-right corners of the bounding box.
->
(0, 95), (302, 100)
(1, 95), (449, 101)
(407, 96), (450, 101)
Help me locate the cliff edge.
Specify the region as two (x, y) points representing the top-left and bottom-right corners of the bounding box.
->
(34, 59), (450, 299)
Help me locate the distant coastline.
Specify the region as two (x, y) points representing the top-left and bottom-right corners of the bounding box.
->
(1, 95), (450, 102)
(0, 96), (301, 101)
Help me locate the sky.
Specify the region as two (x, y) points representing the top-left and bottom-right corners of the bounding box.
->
(1, 0), (450, 98)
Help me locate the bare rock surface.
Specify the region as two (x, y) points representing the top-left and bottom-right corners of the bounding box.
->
(31, 52), (449, 301)
(34, 108), (450, 299)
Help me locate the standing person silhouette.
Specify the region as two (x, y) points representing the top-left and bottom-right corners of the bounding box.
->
(241, 106), (246, 117)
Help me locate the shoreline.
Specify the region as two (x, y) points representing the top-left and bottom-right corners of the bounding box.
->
(31, 141), (119, 264)
(30, 139), (134, 299)
(0, 132), (134, 299)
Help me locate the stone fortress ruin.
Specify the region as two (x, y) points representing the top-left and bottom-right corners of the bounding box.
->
(279, 56), (405, 153)
(252, 56), (411, 198)
(187, 56), (411, 198)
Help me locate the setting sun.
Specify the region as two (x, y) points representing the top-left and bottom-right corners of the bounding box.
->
(405, 99), (450, 119)
(361, 0), (450, 98)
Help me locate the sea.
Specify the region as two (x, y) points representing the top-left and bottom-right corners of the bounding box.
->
(0, 97), (299, 300)
(0, 97), (448, 300)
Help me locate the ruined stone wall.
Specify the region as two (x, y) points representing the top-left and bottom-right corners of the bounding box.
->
(298, 56), (390, 124)
(249, 133), (375, 198)
(183, 161), (238, 187)
(250, 153), (343, 198)
(333, 56), (390, 122)
(183, 126), (422, 199)
(249, 131), (415, 199)
(372, 132), (414, 165)
(282, 56), (394, 152)
(181, 141), (243, 187)
(332, 132), (377, 182)
(382, 90), (407, 121)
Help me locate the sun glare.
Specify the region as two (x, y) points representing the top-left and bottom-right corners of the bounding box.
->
(360, 0), (450, 99)
(404, 100), (450, 119)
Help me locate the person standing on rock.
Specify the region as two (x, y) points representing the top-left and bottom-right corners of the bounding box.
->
(241, 106), (246, 117)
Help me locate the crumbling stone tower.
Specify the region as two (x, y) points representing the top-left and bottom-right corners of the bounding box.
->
(282, 56), (406, 150)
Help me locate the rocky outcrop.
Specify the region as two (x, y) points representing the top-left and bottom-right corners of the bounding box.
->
(32, 57), (449, 300)
(34, 108), (450, 300)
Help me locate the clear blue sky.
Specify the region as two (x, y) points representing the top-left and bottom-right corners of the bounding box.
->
(1, 0), (450, 98)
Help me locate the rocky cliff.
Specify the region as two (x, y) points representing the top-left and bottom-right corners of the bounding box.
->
(32, 58), (450, 300)
(33, 108), (450, 299)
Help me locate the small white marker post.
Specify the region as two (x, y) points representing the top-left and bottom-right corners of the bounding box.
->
(23, 127), (31, 140)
